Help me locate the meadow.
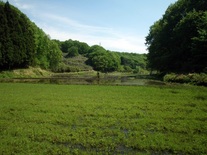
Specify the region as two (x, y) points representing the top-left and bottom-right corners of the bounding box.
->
(0, 83), (206, 154)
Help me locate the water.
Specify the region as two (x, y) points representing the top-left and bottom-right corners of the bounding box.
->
(0, 75), (166, 86)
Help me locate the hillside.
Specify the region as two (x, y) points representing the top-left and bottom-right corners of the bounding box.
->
(57, 39), (147, 73)
(59, 54), (93, 72)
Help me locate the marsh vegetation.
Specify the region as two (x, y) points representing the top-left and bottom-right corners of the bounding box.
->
(0, 72), (164, 86)
(0, 83), (206, 154)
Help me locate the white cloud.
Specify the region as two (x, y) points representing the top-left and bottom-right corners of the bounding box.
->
(39, 23), (146, 53)
(6, 0), (147, 53)
(37, 14), (147, 53)
(103, 37), (147, 53)
(41, 13), (115, 35)
(10, 0), (34, 10)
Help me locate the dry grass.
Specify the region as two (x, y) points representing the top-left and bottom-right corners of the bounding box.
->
(0, 67), (51, 78)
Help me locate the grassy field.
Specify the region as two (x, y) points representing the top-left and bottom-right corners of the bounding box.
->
(0, 83), (206, 154)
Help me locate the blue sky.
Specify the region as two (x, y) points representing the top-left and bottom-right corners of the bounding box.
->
(5, 0), (177, 53)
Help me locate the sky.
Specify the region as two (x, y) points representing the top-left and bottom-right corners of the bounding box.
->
(4, 0), (177, 53)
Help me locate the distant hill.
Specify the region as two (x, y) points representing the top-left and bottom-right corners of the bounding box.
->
(56, 39), (148, 73)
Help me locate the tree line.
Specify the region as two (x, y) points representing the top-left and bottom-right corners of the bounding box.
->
(146, 0), (207, 73)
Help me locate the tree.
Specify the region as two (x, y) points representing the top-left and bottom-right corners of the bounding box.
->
(146, 0), (207, 73)
(0, 1), (62, 71)
(60, 39), (90, 55)
(77, 42), (90, 55)
(0, 1), (35, 70)
(117, 52), (147, 72)
(48, 41), (62, 71)
(33, 26), (62, 70)
(0, 2), (9, 69)
(61, 39), (74, 53)
(33, 27), (50, 69)
(67, 46), (79, 57)
(87, 45), (119, 72)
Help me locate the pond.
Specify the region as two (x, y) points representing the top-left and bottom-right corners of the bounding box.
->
(0, 75), (166, 86)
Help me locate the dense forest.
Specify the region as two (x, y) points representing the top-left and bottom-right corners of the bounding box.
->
(146, 0), (207, 73)
(0, 1), (147, 73)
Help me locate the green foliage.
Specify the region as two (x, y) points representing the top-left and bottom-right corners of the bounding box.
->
(60, 39), (90, 55)
(116, 52), (147, 72)
(74, 41), (90, 55)
(33, 27), (50, 69)
(87, 45), (120, 72)
(32, 26), (62, 71)
(0, 2), (62, 71)
(123, 66), (133, 72)
(121, 53), (146, 69)
(67, 46), (79, 57)
(48, 41), (62, 71)
(133, 66), (149, 74)
(146, 0), (207, 73)
(0, 83), (206, 154)
(0, 2), (35, 70)
(164, 73), (207, 86)
(59, 41), (147, 73)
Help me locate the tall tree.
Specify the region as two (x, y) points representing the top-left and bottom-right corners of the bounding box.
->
(48, 41), (62, 71)
(0, 1), (61, 71)
(0, 1), (35, 70)
(146, 0), (207, 73)
(0, 2), (10, 69)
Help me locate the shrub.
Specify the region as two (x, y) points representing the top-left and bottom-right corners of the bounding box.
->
(163, 73), (177, 82)
(123, 66), (133, 72)
(164, 73), (207, 86)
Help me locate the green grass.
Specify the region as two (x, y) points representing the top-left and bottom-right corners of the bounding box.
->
(0, 83), (207, 154)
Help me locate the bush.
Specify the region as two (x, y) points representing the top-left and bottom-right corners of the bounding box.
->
(123, 66), (133, 72)
(55, 63), (80, 73)
(163, 73), (176, 82)
(164, 73), (207, 86)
